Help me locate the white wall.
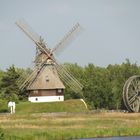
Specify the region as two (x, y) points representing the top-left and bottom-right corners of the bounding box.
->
(28, 96), (64, 103)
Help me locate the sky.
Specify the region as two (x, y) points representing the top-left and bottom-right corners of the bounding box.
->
(0, 0), (140, 70)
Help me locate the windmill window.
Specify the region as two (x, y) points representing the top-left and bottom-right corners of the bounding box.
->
(33, 90), (38, 94)
(57, 89), (62, 93)
(45, 76), (49, 81)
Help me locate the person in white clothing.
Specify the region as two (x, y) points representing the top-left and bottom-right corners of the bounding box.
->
(12, 102), (15, 113)
(8, 101), (16, 114)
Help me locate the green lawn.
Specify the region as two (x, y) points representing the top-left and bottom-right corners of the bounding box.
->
(0, 100), (140, 140)
(15, 99), (88, 114)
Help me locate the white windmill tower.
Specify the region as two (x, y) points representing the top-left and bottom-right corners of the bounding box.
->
(16, 20), (83, 103)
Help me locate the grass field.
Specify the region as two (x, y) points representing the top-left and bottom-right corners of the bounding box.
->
(15, 99), (88, 114)
(0, 100), (140, 140)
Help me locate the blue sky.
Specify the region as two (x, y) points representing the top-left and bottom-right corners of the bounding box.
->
(0, 0), (140, 70)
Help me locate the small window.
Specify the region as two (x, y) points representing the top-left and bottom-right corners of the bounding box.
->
(57, 89), (62, 93)
(45, 76), (49, 81)
(33, 90), (38, 94)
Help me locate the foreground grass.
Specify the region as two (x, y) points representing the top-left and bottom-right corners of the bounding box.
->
(0, 112), (140, 140)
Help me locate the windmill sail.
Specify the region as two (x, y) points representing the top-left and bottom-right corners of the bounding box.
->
(54, 63), (83, 93)
(51, 23), (83, 56)
(16, 20), (50, 56)
(16, 19), (40, 43)
(18, 67), (39, 90)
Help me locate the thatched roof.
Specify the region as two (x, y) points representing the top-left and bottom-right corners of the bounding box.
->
(27, 64), (65, 90)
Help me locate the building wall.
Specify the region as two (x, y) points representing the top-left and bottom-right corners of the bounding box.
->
(29, 89), (64, 96)
(28, 89), (64, 102)
(28, 95), (64, 102)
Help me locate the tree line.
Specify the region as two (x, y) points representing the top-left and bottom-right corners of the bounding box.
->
(0, 59), (140, 110)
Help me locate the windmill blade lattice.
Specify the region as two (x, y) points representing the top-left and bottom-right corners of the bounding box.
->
(16, 70), (30, 87)
(18, 67), (39, 90)
(51, 23), (83, 56)
(16, 20), (50, 56)
(17, 59), (48, 90)
(16, 63), (34, 89)
(16, 19), (40, 43)
(55, 63), (83, 93)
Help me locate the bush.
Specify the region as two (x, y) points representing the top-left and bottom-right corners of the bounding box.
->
(0, 128), (4, 140)
(0, 100), (8, 113)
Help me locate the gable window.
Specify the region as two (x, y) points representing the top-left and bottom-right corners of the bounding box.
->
(45, 75), (49, 81)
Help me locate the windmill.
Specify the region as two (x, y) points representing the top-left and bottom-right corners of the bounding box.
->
(16, 20), (84, 102)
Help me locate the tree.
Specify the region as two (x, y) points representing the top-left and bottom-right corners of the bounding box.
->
(0, 65), (20, 101)
(107, 59), (140, 109)
(0, 70), (4, 83)
(83, 64), (113, 109)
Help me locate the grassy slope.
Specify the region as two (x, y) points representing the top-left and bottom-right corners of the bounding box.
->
(16, 99), (88, 114)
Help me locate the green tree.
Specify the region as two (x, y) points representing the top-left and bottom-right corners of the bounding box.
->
(0, 70), (4, 83)
(107, 59), (140, 109)
(0, 65), (19, 101)
(83, 64), (113, 109)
